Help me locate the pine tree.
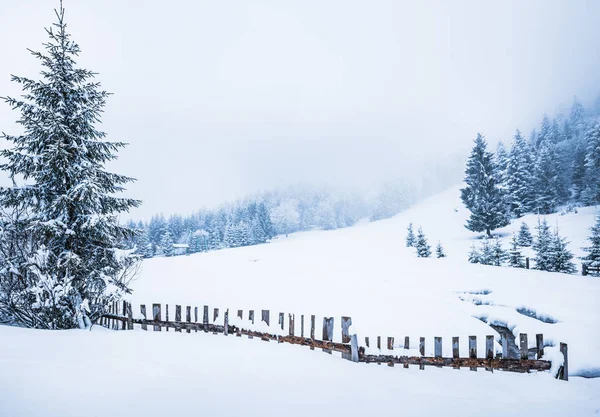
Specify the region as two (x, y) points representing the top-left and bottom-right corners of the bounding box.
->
(406, 223), (416, 247)
(508, 233), (526, 268)
(506, 130), (534, 217)
(435, 241), (446, 258)
(517, 222), (533, 246)
(569, 97), (587, 136)
(468, 245), (481, 264)
(495, 142), (509, 186)
(415, 227), (431, 258)
(549, 228), (576, 274)
(160, 230), (175, 257)
(479, 238), (494, 265)
(135, 231), (153, 258)
(533, 141), (563, 214)
(491, 236), (508, 266)
(582, 122), (600, 205)
(0, 4), (140, 329)
(460, 134), (510, 237)
(582, 215), (600, 276)
(533, 219), (552, 271)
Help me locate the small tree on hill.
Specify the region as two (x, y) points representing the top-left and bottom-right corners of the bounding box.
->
(508, 233), (526, 268)
(160, 230), (175, 257)
(406, 223), (416, 247)
(533, 218), (552, 271)
(517, 222), (533, 246)
(479, 238), (494, 265)
(415, 227), (431, 258)
(468, 245), (480, 264)
(435, 242), (446, 258)
(491, 236), (508, 266)
(582, 215), (600, 276)
(549, 228), (576, 274)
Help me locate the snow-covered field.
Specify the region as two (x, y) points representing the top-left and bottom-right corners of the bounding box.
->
(2, 185), (600, 416)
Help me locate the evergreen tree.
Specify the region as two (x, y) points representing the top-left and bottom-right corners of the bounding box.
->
(135, 231), (153, 258)
(582, 122), (600, 205)
(517, 222), (533, 246)
(0, 4), (140, 329)
(506, 130), (534, 216)
(406, 223), (416, 247)
(569, 97), (587, 135)
(582, 215), (600, 276)
(460, 134), (510, 237)
(533, 218), (552, 271)
(435, 241), (446, 258)
(478, 238), (494, 265)
(533, 141), (563, 214)
(491, 236), (508, 266)
(495, 142), (509, 186)
(160, 230), (175, 257)
(415, 227), (431, 258)
(549, 228), (576, 274)
(508, 233), (526, 268)
(468, 245), (480, 264)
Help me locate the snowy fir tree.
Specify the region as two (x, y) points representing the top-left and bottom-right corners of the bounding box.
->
(532, 141), (564, 214)
(478, 238), (495, 266)
(495, 142), (509, 187)
(160, 230), (175, 257)
(415, 227), (431, 258)
(435, 241), (446, 258)
(582, 215), (600, 276)
(468, 245), (480, 264)
(406, 223), (416, 247)
(460, 134), (509, 237)
(506, 130), (534, 217)
(582, 121), (600, 205)
(549, 228), (576, 274)
(0, 5), (140, 329)
(517, 222), (533, 246)
(508, 233), (526, 268)
(532, 219), (552, 271)
(491, 236), (508, 266)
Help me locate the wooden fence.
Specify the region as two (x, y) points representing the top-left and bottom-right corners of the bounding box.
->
(99, 301), (568, 381)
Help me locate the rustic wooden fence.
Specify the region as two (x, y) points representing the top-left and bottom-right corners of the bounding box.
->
(99, 301), (568, 381)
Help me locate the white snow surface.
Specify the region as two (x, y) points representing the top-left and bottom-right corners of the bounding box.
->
(2, 185), (600, 416)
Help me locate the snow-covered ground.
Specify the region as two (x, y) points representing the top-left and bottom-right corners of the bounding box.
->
(2, 185), (600, 416)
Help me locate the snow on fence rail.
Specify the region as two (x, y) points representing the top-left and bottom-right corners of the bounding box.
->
(99, 301), (568, 381)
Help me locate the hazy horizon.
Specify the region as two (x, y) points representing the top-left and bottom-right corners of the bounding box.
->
(1, 0), (599, 219)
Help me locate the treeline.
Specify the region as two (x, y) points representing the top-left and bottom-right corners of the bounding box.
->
(127, 183), (420, 258)
(461, 96), (600, 237)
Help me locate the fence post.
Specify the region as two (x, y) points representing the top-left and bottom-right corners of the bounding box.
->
(237, 310), (243, 320)
(194, 307), (198, 332)
(519, 334), (528, 360)
(121, 301), (127, 330)
(452, 337), (459, 359)
(486, 335), (494, 360)
(262, 310), (270, 326)
(203, 305), (209, 332)
(323, 317), (334, 354)
(152, 303), (161, 331)
(434, 337), (442, 358)
(582, 264), (588, 276)
(558, 343), (568, 381)
(186, 306), (191, 333)
(289, 314), (295, 336)
(419, 337), (425, 370)
(526, 257), (530, 270)
(536, 334), (544, 359)
(310, 315), (315, 339)
(249, 310), (255, 325)
(365, 337), (370, 348)
(341, 316), (352, 344)
(300, 314), (304, 337)
(140, 305), (147, 331)
(350, 334), (359, 363)
(279, 312), (284, 331)
(175, 305), (182, 332)
(502, 334), (509, 359)
(469, 336), (477, 371)
(126, 302), (133, 330)
(377, 336), (382, 351)
(165, 304), (169, 332)
(387, 337), (394, 351)
(213, 308), (219, 323)
(224, 309), (229, 336)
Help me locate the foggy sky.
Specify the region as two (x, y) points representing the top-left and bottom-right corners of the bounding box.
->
(1, 0), (599, 219)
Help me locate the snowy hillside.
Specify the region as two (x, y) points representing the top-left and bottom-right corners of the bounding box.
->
(130, 185), (600, 376)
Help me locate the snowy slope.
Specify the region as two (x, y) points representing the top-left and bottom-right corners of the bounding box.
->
(130, 185), (600, 376)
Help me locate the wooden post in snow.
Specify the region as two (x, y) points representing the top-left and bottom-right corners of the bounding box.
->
(558, 343), (568, 381)
(203, 305), (209, 332)
(387, 337), (394, 351)
(403, 336), (410, 368)
(224, 309), (229, 336)
(213, 308), (219, 323)
(279, 312), (284, 330)
(486, 335), (494, 360)
(502, 334), (509, 359)
(525, 257), (530, 269)
(300, 315), (304, 337)
(186, 306), (191, 333)
(323, 317), (334, 354)
(536, 334), (544, 359)
(520, 334), (528, 360)
(341, 316), (352, 344)
(194, 307), (198, 332)
(165, 304), (169, 332)
(365, 337), (370, 348)
(419, 337), (425, 370)
(310, 315), (315, 339)
(249, 310), (255, 325)
(452, 337), (459, 359)
(350, 334), (359, 363)
(152, 303), (161, 331)
(140, 305), (147, 331)
(262, 310), (270, 326)
(469, 336), (477, 371)
(126, 302), (133, 330)
(377, 336), (382, 351)
(289, 314), (295, 336)
(121, 301), (127, 330)
(237, 310), (243, 320)
(175, 305), (182, 332)
(434, 337), (442, 358)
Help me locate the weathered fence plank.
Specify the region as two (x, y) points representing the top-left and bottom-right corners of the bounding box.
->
(365, 337), (370, 348)
(452, 337), (459, 359)
(213, 308), (219, 323)
(378, 336), (382, 351)
(121, 301), (127, 330)
(300, 315), (304, 337)
(350, 334), (359, 363)
(186, 306), (191, 333)
(279, 312), (284, 330)
(289, 314), (295, 336)
(520, 334), (528, 360)
(310, 315), (315, 339)
(486, 335), (494, 360)
(152, 303), (161, 331)
(434, 337), (442, 358)
(249, 310), (255, 325)
(341, 316), (352, 344)
(262, 310), (270, 326)
(203, 306), (209, 332)
(469, 335), (477, 371)
(502, 334), (508, 359)
(140, 305), (147, 331)
(175, 305), (182, 332)
(165, 304), (169, 332)
(126, 302), (133, 330)
(536, 334), (544, 359)
(194, 307), (198, 333)
(237, 310), (243, 320)
(558, 343), (568, 381)
(224, 309), (229, 336)
(387, 337), (394, 351)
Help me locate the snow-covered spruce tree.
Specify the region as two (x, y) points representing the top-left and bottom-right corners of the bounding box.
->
(582, 121), (600, 205)
(532, 141), (564, 214)
(468, 245), (481, 264)
(478, 238), (494, 265)
(460, 134), (509, 237)
(495, 142), (509, 187)
(517, 222), (533, 247)
(406, 223), (416, 247)
(415, 227), (431, 258)
(508, 233), (526, 268)
(491, 236), (508, 266)
(532, 218), (552, 271)
(160, 230), (174, 257)
(582, 215), (600, 276)
(506, 130), (534, 217)
(435, 241), (446, 258)
(549, 228), (576, 274)
(0, 4), (140, 329)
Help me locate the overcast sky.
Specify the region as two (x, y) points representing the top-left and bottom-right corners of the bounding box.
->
(1, 0), (599, 219)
